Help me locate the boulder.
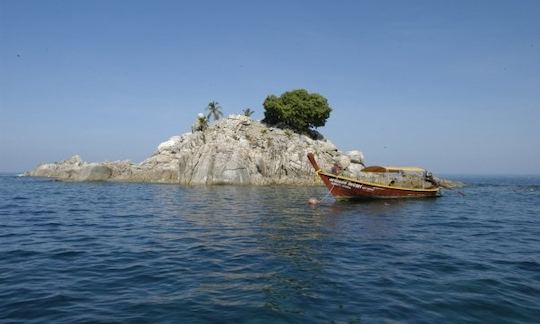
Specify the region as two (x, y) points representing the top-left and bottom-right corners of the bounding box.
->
(347, 150), (365, 165)
(334, 155), (351, 170)
(74, 164), (112, 181)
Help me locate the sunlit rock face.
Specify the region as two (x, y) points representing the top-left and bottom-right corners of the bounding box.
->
(25, 115), (365, 185)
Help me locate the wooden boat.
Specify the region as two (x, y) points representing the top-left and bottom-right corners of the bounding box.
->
(307, 153), (440, 200)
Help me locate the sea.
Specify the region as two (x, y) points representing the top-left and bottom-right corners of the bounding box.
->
(0, 173), (539, 323)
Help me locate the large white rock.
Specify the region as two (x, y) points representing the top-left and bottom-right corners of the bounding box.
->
(347, 150), (365, 165)
(157, 136), (183, 152)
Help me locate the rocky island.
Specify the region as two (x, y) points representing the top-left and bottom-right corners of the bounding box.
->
(25, 115), (365, 185)
(26, 90), (461, 188)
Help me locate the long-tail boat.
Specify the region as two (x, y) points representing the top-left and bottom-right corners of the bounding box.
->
(307, 153), (440, 200)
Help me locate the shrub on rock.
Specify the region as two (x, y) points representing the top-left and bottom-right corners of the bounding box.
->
(262, 89), (332, 134)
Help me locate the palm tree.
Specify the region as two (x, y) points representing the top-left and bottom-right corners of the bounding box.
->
(242, 108), (255, 117)
(206, 101), (223, 121)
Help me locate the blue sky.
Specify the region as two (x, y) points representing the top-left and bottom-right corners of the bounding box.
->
(1, 0), (539, 174)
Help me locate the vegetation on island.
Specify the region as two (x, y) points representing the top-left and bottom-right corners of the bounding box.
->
(206, 101), (223, 121)
(242, 108), (255, 117)
(261, 89), (332, 134)
(193, 89), (331, 137)
(192, 113), (209, 132)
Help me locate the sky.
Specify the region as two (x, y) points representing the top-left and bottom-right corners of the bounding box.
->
(1, 0), (539, 174)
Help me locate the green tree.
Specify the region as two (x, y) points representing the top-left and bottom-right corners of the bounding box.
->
(242, 108), (255, 117)
(206, 101), (223, 121)
(262, 89), (332, 133)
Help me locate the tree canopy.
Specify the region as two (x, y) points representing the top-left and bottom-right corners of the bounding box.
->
(262, 89), (332, 133)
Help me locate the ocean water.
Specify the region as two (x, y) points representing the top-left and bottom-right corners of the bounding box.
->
(0, 174), (539, 323)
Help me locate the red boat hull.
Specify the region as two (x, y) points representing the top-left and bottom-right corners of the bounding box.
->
(307, 153), (439, 200)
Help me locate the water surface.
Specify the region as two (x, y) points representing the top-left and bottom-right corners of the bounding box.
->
(1, 174), (539, 322)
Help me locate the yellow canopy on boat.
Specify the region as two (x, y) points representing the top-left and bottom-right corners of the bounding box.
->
(361, 165), (427, 173)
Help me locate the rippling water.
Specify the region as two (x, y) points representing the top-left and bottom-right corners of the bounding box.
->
(1, 174), (539, 322)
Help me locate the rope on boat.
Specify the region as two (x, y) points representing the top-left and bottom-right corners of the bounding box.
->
(320, 182), (336, 203)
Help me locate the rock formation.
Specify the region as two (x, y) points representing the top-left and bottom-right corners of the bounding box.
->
(26, 115), (364, 185)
